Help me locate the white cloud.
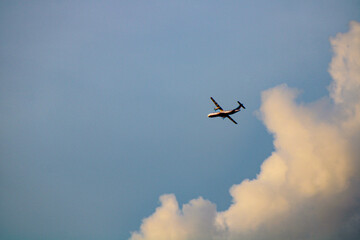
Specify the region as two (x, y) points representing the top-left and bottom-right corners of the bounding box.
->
(130, 21), (360, 240)
(130, 194), (221, 240)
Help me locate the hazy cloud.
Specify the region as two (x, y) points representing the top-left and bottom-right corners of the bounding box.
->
(130, 21), (360, 240)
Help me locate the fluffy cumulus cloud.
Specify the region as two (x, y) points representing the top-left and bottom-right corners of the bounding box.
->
(130, 21), (360, 240)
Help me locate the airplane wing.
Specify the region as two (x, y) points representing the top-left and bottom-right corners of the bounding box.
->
(227, 116), (237, 124)
(210, 97), (223, 111)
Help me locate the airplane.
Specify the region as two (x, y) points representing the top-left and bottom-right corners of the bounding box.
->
(207, 97), (245, 124)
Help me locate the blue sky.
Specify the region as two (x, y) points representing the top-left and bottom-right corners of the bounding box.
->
(1, 1), (360, 239)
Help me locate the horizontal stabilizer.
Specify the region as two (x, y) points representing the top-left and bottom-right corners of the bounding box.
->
(237, 101), (246, 109)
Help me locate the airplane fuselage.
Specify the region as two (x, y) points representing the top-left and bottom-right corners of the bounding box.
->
(208, 97), (245, 124)
(207, 109), (239, 118)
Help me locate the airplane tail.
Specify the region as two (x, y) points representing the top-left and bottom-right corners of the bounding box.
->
(237, 101), (246, 110)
